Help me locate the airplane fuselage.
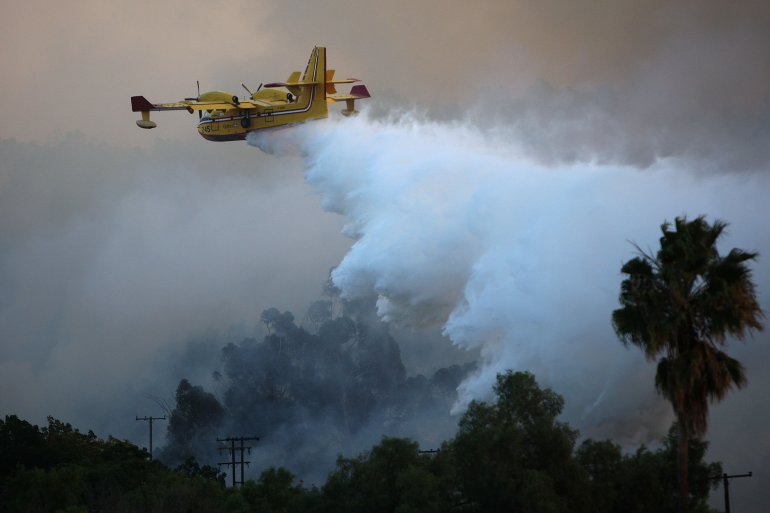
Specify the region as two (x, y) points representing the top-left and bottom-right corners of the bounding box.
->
(196, 90), (327, 141)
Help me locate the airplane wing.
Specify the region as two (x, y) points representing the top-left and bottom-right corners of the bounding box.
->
(263, 70), (359, 93)
(131, 96), (258, 113)
(262, 80), (321, 87)
(263, 80), (361, 88)
(186, 100), (259, 110)
(131, 97), (189, 112)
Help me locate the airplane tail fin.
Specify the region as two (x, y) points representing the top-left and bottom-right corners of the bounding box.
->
(349, 85), (371, 99)
(301, 47), (325, 84)
(261, 47), (328, 118)
(303, 46), (328, 116)
(131, 96), (155, 112)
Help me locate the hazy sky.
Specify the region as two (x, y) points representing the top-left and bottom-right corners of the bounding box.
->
(2, 0), (768, 163)
(2, 1), (770, 510)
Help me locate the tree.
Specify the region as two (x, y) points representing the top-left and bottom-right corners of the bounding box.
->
(575, 425), (721, 513)
(175, 456), (226, 484)
(452, 371), (586, 513)
(575, 439), (624, 513)
(321, 437), (450, 513)
(0, 415), (48, 477)
(0, 415), (228, 513)
(612, 216), (763, 513)
(240, 467), (310, 513)
(162, 379), (224, 465)
(306, 299), (333, 331)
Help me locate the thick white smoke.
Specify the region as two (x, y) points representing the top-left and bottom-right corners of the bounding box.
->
(249, 113), (770, 444)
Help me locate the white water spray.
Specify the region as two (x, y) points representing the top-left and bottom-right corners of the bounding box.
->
(249, 113), (770, 443)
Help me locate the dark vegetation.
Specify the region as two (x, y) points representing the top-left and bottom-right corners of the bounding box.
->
(613, 216), (762, 513)
(3, 217), (754, 513)
(1, 371), (722, 513)
(158, 284), (475, 481)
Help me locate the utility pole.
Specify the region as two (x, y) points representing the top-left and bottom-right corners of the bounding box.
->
(713, 471), (752, 513)
(135, 415), (165, 460)
(217, 435), (259, 487)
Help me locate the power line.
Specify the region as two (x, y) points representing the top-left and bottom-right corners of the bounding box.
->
(217, 435), (259, 487)
(712, 471), (752, 513)
(135, 415), (165, 460)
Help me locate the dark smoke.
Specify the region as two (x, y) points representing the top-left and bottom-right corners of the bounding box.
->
(158, 282), (475, 484)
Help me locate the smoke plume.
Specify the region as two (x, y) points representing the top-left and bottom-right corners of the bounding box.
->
(157, 292), (475, 484)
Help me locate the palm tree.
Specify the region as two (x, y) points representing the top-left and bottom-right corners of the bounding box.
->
(612, 216), (763, 513)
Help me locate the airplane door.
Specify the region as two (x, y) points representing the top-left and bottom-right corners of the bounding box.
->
(264, 109), (274, 123)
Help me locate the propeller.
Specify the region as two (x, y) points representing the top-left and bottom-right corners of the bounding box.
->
(242, 83), (254, 97)
(185, 81), (202, 119)
(196, 81), (201, 119)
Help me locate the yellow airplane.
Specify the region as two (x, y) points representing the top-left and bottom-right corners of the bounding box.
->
(131, 47), (370, 141)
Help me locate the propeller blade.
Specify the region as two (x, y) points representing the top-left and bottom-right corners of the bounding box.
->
(197, 81), (202, 119)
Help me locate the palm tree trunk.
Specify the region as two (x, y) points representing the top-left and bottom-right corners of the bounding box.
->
(678, 426), (689, 513)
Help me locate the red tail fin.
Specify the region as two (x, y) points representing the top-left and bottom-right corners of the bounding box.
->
(131, 96), (155, 112)
(349, 85), (370, 99)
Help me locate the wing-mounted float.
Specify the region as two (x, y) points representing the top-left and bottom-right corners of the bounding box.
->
(130, 47), (370, 141)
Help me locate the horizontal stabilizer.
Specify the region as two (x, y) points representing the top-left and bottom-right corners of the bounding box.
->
(327, 77), (360, 95)
(327, 84), (371, 102)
